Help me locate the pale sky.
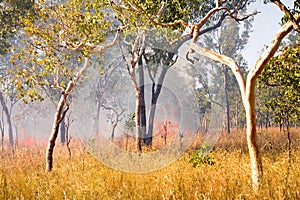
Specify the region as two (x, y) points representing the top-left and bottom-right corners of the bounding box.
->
(242, 0), (294, 68)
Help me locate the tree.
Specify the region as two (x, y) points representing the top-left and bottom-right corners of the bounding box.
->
(198, 19), (250, 134)
(113, 0), (191, 151)
(258, 34), (299, 197)
(258, 41), (300, 132)
(11, 0), (120, 171)
(0, 0), (34, 147)
(114, 0), (253, 149)
(187, 0), (300, 191)
(0, 0), (34, 55)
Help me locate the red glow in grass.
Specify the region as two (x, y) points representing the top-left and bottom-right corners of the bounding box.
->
(21, 134), (46, 147)
(153, 119), (180, 139)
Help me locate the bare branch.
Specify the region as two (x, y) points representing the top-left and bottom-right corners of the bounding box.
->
(90, 26), (125, 54)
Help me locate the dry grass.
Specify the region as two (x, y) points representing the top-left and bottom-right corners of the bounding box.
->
(1, 128), (300, 199)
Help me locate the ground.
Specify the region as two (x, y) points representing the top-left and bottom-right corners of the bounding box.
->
(1, 128), (300, 199)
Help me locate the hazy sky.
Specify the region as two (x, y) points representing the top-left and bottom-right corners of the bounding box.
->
(242, 1), (294, 68)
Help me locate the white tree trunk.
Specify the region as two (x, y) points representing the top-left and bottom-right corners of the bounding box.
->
(189, 17), (298, 191)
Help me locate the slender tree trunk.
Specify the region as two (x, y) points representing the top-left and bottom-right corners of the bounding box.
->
(93, 99), (101, 137)
(138, 58), (147, 144)
(135, 89), (142, 152)
(146, 103), (156, 146)
(146, 67), (168, 146)
(60, 116), (66, 145)
(223, 66), (230, 134)
(111, 122), (117, 140)
(0, 91), (13, 147)
(46, 93), (68, 171)
(128, 67), (142, 152)
(265, 111), (269, 130)
(1, 115), (4, 152)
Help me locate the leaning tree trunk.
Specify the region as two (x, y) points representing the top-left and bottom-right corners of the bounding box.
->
(0, 91), (14, 147)
(46, 58), (88, 171)
(46, 92), (69, 171)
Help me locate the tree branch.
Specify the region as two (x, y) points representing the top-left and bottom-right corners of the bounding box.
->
(249, 18), (299, 82)
(189, 42), (246, 101)
(271, 0), (300, 32)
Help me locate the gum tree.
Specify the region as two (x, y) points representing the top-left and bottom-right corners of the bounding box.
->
(11, 0), (120, 171)
(187, 0), (300, 191)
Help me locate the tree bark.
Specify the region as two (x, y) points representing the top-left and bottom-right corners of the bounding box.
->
(0, 91), (13, 147)
(236, 99), (239, 131)
(223, 66), (230, 134)
(138, 57), (147, 144)
(46, 92), (68, 171)
(145, 67), (168, 146)
(60, 116), (66, 145)
(135, 89), (142, 152)
(244, 81), (263, 192)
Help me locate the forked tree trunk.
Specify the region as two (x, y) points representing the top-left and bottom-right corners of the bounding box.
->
(146, 67), (168, 146)
(189, 16), (297, 191)
(45, 30), (120, 171)
(46, 59), (88, 171)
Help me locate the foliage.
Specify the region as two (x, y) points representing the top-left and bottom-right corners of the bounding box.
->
(10, 0), (112, 103)
(0, 0), (34, 55)
(124, 112), (136, 132)
(189, 143), (215, 167)
(258, 43), (300, 124)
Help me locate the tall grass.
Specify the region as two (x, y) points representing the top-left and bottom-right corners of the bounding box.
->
(1, 128), (299, 199)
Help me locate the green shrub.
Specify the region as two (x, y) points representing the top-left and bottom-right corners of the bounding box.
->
(189, 143), (215, 167)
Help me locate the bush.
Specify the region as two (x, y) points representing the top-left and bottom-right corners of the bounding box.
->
(189, 143), (215, 167)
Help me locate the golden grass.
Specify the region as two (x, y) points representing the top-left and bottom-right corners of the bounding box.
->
(1, 128), (300, 199)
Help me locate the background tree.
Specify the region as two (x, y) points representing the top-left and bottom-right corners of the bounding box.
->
(114, 0), (254, 149)
(0, 0), (34, 147)
(197, 19), (250, 134)
(258, 39), (299, 140)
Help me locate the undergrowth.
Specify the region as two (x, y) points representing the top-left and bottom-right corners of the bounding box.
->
(0, 128), (299, 199)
